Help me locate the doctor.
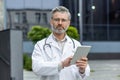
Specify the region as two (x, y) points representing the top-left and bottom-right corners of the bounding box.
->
(32, 6), (90, 80)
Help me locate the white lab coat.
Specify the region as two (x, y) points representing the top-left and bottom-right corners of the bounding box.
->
(32, 33), (90, 80)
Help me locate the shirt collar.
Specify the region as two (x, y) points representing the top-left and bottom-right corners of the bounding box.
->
(52, 33), (67, 42)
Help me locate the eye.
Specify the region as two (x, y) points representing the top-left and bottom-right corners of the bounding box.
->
(53, 18), (60, 21)
(62, 19), (67, 22)
(52, 18), (68, 22)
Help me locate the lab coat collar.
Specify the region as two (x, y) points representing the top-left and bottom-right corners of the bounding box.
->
(45, 33), (59, 49)
(52, 33), (67, 42)
(46, 33), (74, 49)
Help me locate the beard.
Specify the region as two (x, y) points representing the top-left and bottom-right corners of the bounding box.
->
(51, 25), (69, 34)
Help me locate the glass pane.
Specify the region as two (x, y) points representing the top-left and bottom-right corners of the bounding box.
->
(14, 13), (20, 23)
(86, 0), (108, 24)
(83, 0), (120, 41)
(93, 25), (108, 40)
(35, 13), (41, 24)
(109, 25), (120, 40)
(22, 12), (27, 23)
(83, 24), (107, 41)
(109, 0), (120, 24)
(42, 13), (47, 23)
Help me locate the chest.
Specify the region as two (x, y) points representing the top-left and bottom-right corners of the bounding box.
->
(42, 42), (76, 61)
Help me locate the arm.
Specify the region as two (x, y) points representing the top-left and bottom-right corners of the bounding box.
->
(76, 57), (88, 74)
(32, 43), (60, 76)
(72, 40), (90, 79)
(59, 57), (90, 79)
(76, 57), (90, 79)
(58, 56), (73, 71)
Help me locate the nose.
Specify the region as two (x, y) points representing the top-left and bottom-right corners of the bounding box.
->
(58, 20), (62, 24)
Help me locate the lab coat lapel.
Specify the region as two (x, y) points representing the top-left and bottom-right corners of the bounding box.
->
(46, 34), (60, 50)
(62, 37), (75, 58)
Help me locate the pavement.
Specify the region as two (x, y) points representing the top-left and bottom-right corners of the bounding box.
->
(24, 60), (120, 80)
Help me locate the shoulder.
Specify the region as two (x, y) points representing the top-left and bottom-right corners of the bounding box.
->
(37, 38), (46, 44)
(66, 35), (81, 47)
(34, 38), (46, 48)
(72, 38), (81, 46)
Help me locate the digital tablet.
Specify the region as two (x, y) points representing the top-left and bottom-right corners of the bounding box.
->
(70, 45), (91, 65)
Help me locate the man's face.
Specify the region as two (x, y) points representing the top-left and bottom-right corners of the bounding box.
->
(50, 12), (70, 34)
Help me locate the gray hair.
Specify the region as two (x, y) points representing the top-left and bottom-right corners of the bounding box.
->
(51, 6), (71, 20)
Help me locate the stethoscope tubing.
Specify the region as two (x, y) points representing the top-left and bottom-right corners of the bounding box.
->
(43, 37), (75, 60)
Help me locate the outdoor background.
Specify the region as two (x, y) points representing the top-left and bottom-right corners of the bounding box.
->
(0, 0), (120, 80)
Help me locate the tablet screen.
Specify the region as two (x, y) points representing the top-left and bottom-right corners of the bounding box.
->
(70, 45), (91, 65)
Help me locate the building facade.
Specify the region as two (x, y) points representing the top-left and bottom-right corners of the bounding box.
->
(60, 0), (80, 33)
(6, 0), (59, 40)
(82, 0), (120, 59)
(4, 0), (120, 59)
(83, 0), (120, 41)
(60, 0), (120, 59)
(7, 9), (51, 39)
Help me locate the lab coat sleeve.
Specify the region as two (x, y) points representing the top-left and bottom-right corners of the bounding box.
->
(71, 64), (90, 80)
(72, 39), (90, 79)
(32, 43), (60, 76)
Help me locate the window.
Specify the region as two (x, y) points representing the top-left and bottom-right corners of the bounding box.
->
(109, 0), (120, 24)
(42, 13), (47, 24)
(16, 26), (21, 29)
(22, 12), (27, 23)
(22, 26), (28, 40)
(35, 13), (41, 24)
(14, 13), (20, 23)
(83, 0), (120, 41)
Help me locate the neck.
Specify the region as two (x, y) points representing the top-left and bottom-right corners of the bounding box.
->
(53, 32), (66, 40)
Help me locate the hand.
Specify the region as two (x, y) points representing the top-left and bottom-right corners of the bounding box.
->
(62, 56), (72, 68)
(76, 57), (88, 74)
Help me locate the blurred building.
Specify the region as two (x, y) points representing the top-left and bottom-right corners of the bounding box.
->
(83, 0), (120, 59)
(60, 0), (80, 33)
(5, 0), (59, 40)
(60, 0), (120, 59)
(3, 0), (120, 59)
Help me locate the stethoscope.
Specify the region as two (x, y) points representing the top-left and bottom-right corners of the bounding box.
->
(43, 37), (75, 60)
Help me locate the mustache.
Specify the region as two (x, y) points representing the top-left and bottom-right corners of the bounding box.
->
(55, 26), (65, 30)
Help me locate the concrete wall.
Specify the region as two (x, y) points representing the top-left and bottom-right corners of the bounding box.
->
(0, 29), (23, 80)
(83, 41), (120, 53)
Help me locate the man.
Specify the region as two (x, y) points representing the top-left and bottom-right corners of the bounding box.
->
(32, 6), (90, 80)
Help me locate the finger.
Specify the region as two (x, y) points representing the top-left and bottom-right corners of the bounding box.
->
(76, 64), (86, 71)
(76, 61), (87, 68)
(77, 63), (87, 69)
(76, 60), (87, 63)
(81, 57), (88, 61)
(69, 56), (73, 60)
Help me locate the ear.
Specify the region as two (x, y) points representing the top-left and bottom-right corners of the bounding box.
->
(68, 20), (71, 26)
